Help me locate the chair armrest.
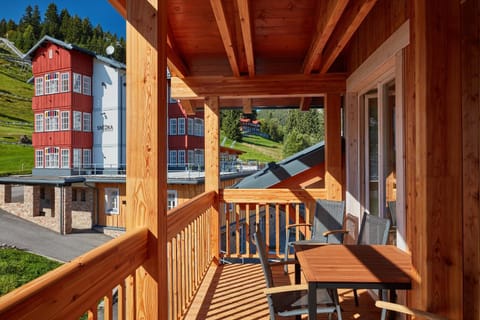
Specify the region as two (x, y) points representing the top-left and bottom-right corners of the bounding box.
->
(322, 229), (349, 237)
(269, 259), (298, 268)
(264, 284), (308, 295)
(286, 223), (312, 230)
(375, 301), (448, 320)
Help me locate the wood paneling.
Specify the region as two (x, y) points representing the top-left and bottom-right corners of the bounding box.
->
(97, 183), (127, 229)
(325, 93), (343, 200)
(461, 0), (480, 318)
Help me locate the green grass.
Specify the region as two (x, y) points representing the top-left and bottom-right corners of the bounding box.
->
(0, 144), (34, 176)
(222, 134), (283, 163)
(0, 248), (62, 296)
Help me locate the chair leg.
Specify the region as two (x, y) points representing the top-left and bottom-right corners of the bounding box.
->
(284, 244), (290, 274)
(353, 289), (359, 306)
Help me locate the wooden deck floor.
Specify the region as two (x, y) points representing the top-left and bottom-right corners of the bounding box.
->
(186, 263), (383, 320)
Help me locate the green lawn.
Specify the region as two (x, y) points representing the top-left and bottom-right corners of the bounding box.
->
(0, 248), (62, 296)
(222, 134), (283, 163)
(0, 144), (34, 176)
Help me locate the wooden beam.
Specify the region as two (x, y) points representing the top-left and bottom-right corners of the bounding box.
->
(167, 27), (189, 78)
(204, 96), (220, 264)
(320, 0), (377, 74)
(210, 0), (240, 76)
(180, 99), (195, 116)
(411, 0), (462, 318)
(237, 0), (254, 75)
(299, 97), (312, 111)
(171, 73), (346, 99)
(242, 98), (252, 114)
(108, 0), (126, 18)
(126, 0), (167, 319)
(302, 0), (349, 74)
(325, 93), (342, 200)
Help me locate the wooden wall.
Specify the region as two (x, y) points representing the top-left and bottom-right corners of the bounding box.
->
(97, 183), (127, 228)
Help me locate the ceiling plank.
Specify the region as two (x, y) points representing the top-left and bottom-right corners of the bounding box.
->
(242, 98), (252, 114)
(302, 0), (349, 74)
(210, 0), (241, 76)
(320, 0), (378, 74)
(237, 0), (255, 76)
(171, 73), (346, 99)
(167, 24), (189, 78)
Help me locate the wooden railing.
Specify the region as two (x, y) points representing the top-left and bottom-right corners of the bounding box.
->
(166, 191), (215, 320)
(220, 188), (327, 259)
(0, 227), (148, 320)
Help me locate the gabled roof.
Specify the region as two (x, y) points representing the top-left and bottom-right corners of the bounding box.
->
(23, 35), (125, 70)
(232, 141), (326, 189)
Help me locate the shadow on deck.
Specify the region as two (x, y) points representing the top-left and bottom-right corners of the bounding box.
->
(186, 263), (382, 320)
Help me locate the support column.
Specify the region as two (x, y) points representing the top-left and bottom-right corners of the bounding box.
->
(410, 1), (462, 317)
(126, 0), (167, 319)
(204, 96), (220, 263)
(325, 93), (343, 200)
(0, 185), (12, 204)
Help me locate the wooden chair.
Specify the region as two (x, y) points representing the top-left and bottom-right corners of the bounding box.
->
(253, 229), (341, 320)
(284, 199), (346, 272)
(375, 301), (449, 320)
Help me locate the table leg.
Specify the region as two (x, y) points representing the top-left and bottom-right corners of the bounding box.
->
(294, 262), (300, 284)
(308, 282), (316, 320)
(333, 289), (342, 320)
(380, 289), (388, 320)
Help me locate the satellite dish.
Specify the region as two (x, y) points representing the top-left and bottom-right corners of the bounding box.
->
(106, 45), (115, 55)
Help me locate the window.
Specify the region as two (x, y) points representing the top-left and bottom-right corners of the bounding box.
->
(45, 110), (59, 131)
(82, 76), (91, 96)
(61, 111), (69, 130)
(72, 189), (77, 202)
(195, 149), (204, 166)
(178, 118), (185, 135)
(105, 188), (119, 214)
(194, 118), (204, 136)
(83, 113), (92, 132)
(48, 49), (53, 59)
(35, 114), (44, 132)
(35, 77), (44, 96)
(188, 118), (194, 135)
(35, 150), (44, 168)
(73, 149), (82, 168)
(178, 150), (185, 166)
(169, 150), (177, 166)
(73, 111), (82, 131)
(61, 149), (69, 168)
(83, 149), (91, 168)
(45, 147), (59, 168)
(167, 190), (178, 210)
(61, 72), (69, 92)
(73, 73), (82, 93)
(45, 73), (59, 94)
(169, 118), (177, 135)
(188, 150), (194, 165)
(80, 190), (86, 202)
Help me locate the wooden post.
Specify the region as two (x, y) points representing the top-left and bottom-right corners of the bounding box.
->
(204, 96), (220, 264)
(410, 1), (462, 317)
(325, 93), (343, 200)
(126, 0), (167, 319)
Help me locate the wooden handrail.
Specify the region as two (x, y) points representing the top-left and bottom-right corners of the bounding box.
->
(221, 188), (327, 203)
(0, 227), (148, 320)
(167, 190), (215, 239)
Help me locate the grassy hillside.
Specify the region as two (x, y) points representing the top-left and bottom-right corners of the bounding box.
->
(222, 134), (283, 163)
(0, 52), (34, 176)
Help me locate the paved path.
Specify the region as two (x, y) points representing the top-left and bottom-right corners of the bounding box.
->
(0, 208), (112, 262)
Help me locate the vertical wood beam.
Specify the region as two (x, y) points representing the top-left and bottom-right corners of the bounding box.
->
(325, 93), (343, 200)
(204, 96), (220, 263)
(345, 92), (361, 217)
(461, 0), (480, 318)
(412, 1), (462, 318)
(242, 98), (252, 114)
(126, 0), (167, 319)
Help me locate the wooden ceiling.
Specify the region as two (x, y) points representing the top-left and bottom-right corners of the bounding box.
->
(109, 0), (378, 109)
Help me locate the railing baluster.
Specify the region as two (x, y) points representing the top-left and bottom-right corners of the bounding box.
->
(103, 290), (113, 320)
(245, 203), (250, 256)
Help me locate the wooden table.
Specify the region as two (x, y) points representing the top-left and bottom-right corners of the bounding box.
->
(294, 244), (412, 320)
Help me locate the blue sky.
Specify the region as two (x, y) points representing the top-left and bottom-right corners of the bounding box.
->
(0, 0), (126, 38)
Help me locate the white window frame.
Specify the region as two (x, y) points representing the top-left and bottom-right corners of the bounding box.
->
(82, 75), (91, 96)
(35, 149), (44, 168)
(83, 149), (91, 168)
(45, 110), (59, 131)
(188, 150), (194, 165)
(178, 118), (185, 135)
(169, 150), (177, 166)
(188, 118), (194, 135)
(61, 149), (70, 168)
(83, 113), (92, 132)
(45, 72), (59, 94)
(35, 113), (44, 132)
(73, 148), (82, 168)
(194, 118), (204, 136)
(45, 147), (59, 168)
(61, 72), (69, 92)
(35, 77), (44, 96)
(73, 111), (82, 131)
(61, 111), (69, 130)
(167, 190), (178, 210)
(105, 188), (119, 214)
(73, 73), (82, 93)
(169, 118), (177, 135)
(178, 150), (185, 166)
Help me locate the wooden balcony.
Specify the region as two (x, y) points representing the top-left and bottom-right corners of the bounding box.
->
(0, 189), (383, 319)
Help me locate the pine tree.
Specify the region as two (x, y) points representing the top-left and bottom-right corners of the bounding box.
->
(221, 110), (243, 142)
(41, 3), (60, 38)
(22, 25), (36, 51)
(31, 5), (42, 39)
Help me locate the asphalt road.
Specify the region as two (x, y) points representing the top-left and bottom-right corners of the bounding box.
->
(0, 208), (112, 262)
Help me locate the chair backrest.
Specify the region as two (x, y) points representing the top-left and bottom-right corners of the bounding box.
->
(357, 212), (391, 245)
(253, 229), (274, 288)
(311, 199), (346, 244)
(343, 213), (359, 245)
(387, 201), (397, 226)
